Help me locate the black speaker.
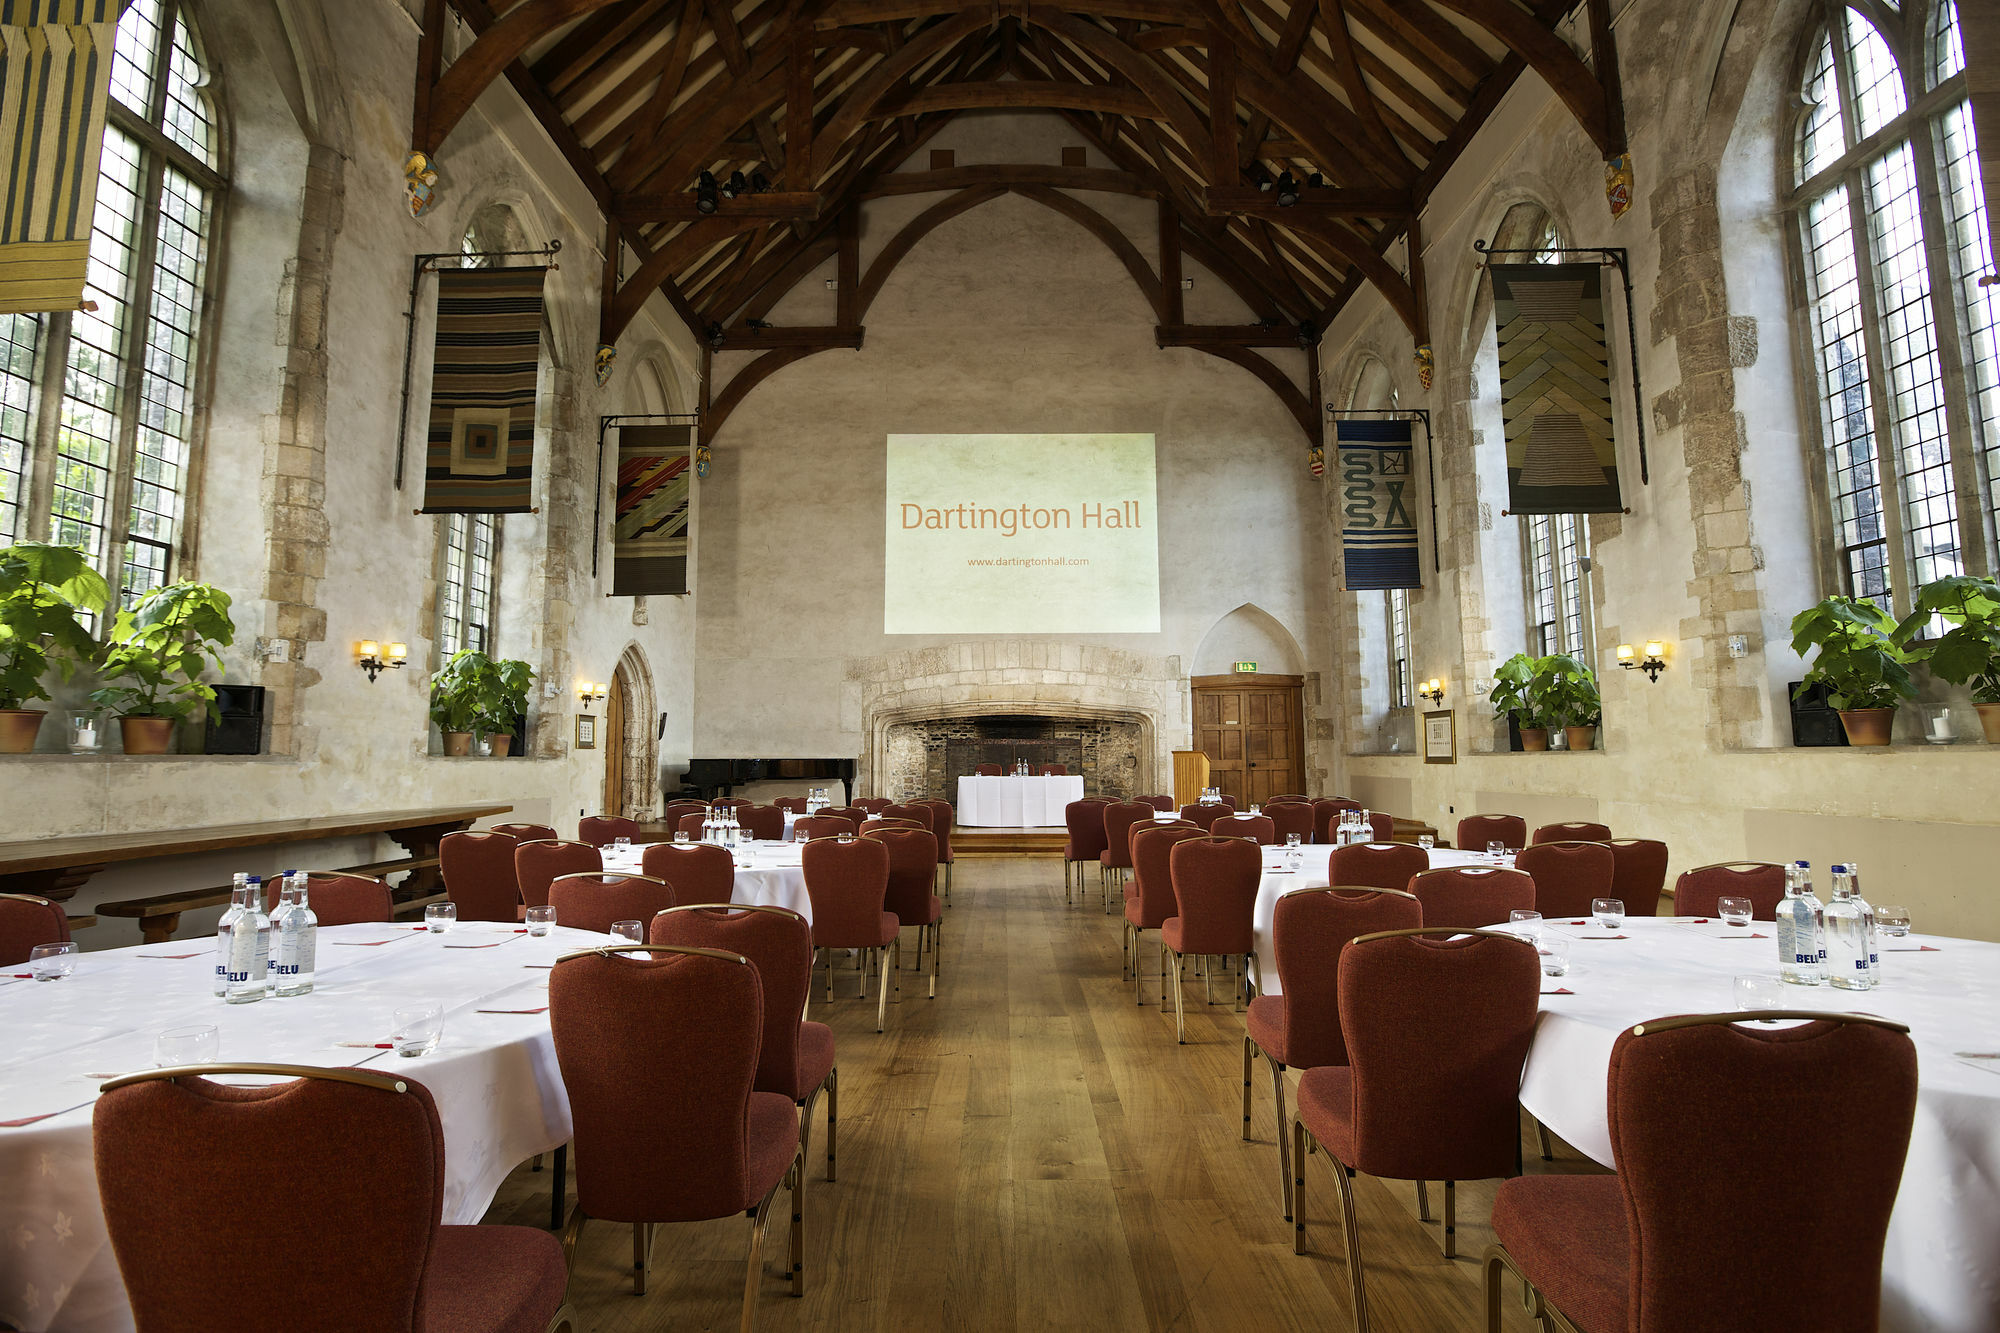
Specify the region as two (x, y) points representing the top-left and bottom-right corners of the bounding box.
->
(204, 683), (266, 755)
(1787, 680), (1848, 748)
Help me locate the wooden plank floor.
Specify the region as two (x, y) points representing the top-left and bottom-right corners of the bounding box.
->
(482, 858), (1604, 1331)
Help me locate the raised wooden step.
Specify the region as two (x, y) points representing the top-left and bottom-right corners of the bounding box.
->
(953, 828), (1065, 858)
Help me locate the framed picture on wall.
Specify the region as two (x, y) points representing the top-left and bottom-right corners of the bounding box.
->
(1423, 710), (1455, 765)
(576, 714), (597, 750)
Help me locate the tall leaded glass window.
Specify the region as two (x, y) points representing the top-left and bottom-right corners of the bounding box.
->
(0, 0), (223, 604)
(1790, 0), (1995, 609)
(1387, 588), (1412, 708)
(1524, 512), (1591, 657)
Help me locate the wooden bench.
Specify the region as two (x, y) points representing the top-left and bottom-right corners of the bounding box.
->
(98, 855), (443, 944)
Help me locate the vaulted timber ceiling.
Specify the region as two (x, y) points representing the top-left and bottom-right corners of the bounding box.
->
(409, 0), (1628, 440)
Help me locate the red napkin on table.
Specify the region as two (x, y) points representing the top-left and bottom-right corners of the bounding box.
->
(1540, 987), (1574, 996)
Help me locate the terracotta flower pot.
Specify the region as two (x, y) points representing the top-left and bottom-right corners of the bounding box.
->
(1564, 725), (1597, 752)
(489, 733), (514, 757)
(1519, 727), (1550, 752)
(0, 708), (46, 754)
(1976, 702), (2000, 745)
(119, 716), (175, 755)
(1837, 708), (1896, 747)
(442, 731), (474, 757)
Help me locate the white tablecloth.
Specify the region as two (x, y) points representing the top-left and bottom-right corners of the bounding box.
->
(1494, 915), (2000, 1333)
(955, 774), (1084, 827)
(601, 841), (812, 924)
(1251, 844), (1489, 995)
(0, 920), (610, 1333)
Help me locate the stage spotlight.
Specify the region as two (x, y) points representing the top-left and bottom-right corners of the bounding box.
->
(744, 317), (773, 330)
(1307, 172), (1324, 189)
(750, 171), (771, 193)
(695, 171), (718, 214)
(1275, 171), (1300, 206)
(724, 171), (748, 198)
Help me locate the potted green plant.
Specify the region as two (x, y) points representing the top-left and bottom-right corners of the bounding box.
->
(1893, 574), (2000, 743)
(89, 580), (235, 755)
(1789, 595), (1914, 746)
(430, 649), (495, 756)
(1489, 652), (1556, 751)
(480, 657), (535, 756)
(1535, 653), (1602, 752)
(0, 543), (108, 753)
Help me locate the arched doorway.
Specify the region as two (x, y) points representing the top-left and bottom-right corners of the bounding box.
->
(602, 644), (660, 820)
(603, 665), (629, 817)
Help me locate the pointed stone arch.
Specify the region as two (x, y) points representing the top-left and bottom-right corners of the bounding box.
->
(1192, 604), (1306, 677)
(609, 641), (662, 820)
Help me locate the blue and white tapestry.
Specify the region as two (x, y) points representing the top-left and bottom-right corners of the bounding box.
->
(1336, 419), (1420, 590)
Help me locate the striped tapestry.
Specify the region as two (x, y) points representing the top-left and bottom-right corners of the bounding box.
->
(1336, 419), (1420, 591)
(0, 0), (120, 315)
(612, 423), (692, 597)
(421, 266), (547, 514)
(1492, 263), (1623, 514)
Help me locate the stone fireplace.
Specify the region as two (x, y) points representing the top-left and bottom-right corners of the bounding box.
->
(883, 714), (1144, 801)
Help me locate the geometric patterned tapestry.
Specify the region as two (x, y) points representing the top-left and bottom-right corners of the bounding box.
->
(420, 265), (547, 514)
(1335, 418), (1420, 590)
(0, 0), (121, 315)
(1492, 263), (1623, 515)
(611, 423), (691, 596)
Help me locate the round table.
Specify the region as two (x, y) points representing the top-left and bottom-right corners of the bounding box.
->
(600, 840), (813, 923)
(0, 920), (609, 1333)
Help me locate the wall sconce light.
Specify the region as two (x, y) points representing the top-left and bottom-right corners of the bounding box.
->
(1418, 678), (1446, 704)
(356, 640), (408, 683)
(1617, 641), (1668, 683)
(576, 681), (608, 706)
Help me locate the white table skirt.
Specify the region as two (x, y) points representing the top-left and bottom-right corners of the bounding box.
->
(956, 774), (1084, 827)
(601, 841), (812, 925)
(0, 920), (611, 1333)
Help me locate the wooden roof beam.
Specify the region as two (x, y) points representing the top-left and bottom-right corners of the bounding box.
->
(420, 0), (627, 154)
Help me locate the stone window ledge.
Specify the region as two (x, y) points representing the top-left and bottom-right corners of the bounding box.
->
(1723, 742), (1996, 756)
(423, 753), (560, 762)
(0, 752), (298, 763)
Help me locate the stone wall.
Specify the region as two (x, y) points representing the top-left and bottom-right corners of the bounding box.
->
(882, 714), (1143, 802)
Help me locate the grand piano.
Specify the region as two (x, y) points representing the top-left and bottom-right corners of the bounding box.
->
(676, 757), (856, 803)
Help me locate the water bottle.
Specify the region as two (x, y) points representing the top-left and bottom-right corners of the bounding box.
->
(703, 808), (717, 845)
(1777, 861), (1825, 985)
(274, 869), (317, 997)
(730, 808), (743, 844)
(1824, 864), (1873, 991)
(1847, 861), (1880, 986)
(223, 876), (270, 1004)
(214, 873), (250, 997)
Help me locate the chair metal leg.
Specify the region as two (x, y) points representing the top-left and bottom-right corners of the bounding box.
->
(1204, 955), (1214, 1005)
(550, 1142), (568, 1231)
(543, 1303), (578, 1333)
(1536, 1119), (1555, 1161)
(1292, 1118), (1309, 1255)
(1241, 1036), (1255, 1140)
(1170, 950), (1187, 1043)
(1444, 1179), (1457, 1259)
(1132, 928), (1145, 1004)
(559, 1204), (588, 1272)
(1271, 1059), (1291, 1221)
(1417, 1179), (1431, 1222)
(741, 1187), (777, 1333)
(1330, 1161), (1372, 1333)
(825, 1066), (838, 1182)
(929, 922), (938, 998)
(1159, 939), (1168, 1007)
(632, 1220), (652, 1295)
(824, 947), (833, 1004)
(788, 1155), (805, 1296)
(1483, 1247), (1508, 1333)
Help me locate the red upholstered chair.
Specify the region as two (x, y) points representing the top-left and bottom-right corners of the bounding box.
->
(1161, 835), (1263, 1043)
(515, 841), (603, 911)
(863, 827), (942, 997)
(710, 798), (752, 811)
(652, 905), (836, 1182)
(772, 796), (809, 814)
(973, 763), (1003, 776)
(819, 806), (867, 830)
(94, 1066), (574, 1333)
(1672, 860), (1788, 920)
(1099, 801), (1154, 914)
(879, 802), (931, 831)
(1312, 798), (1362, 844)
(917, 799), (955, 901)
(1063, 798), (1112, 904)
(259, 872), (393, 925)
(1292, 927), (1540, 1330)
(675, 812), (710, 839)
(862, 817), (925, 834)
(1266, 802), (1315, 845)
(1485, 1012), (1917, 1333)
(663, 800), (709, 827)
(1137, 794), (1173, 811)
(795, 815), (855, 840)
(1124, 824), (1203, 1003)
(738, 804), (785, 842)
(491, 821), (558, 843)
(1516, 840), (1617, 919)
(1606, 838), (1669, 917)
(1456, 814), (1527, 853)
(1178, 803), (1229, 832)
(1245, 888), (1422, 1219)
(1532, 820), (1612, 844)
(548, 872), (676, 934)
(440, 830), (523, 922)
(578, 815), (640, 848)
(1267, 793), (1310, 804)
(0, 892), (70, 966)
(1408, 867), (1535, 930)
(548, 945), (802, 1311)
(1367, 812), (1396, 842)
(852, 798), (893, 815)
(1038, 763), (1067, 775)
(801, 835), (899, 1031)
(1329, 842), (1428, 891)
(642, 840), (736, 906)
(1219, 812), (1277, 845)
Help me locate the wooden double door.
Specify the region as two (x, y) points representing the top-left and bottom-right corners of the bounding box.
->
(1192, 674), (1305, 806)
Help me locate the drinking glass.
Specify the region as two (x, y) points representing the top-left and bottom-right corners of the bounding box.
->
(610, 920), (645, 945)
(1591, 898), (1626, 929)
(1416, 834), (1435, 851)
(391, 1002), (444, 1057)
(1508, 909), (1543, 943)
(1487, 840), (1507, 862)
(1538, 935), (1571, 978)
(155, 1024), (219, 1067)
(837, 832), (854, 844)
(1717, 896), (1753, 928)
(1734, 975), (1786, 1012)
(525, 905), (556, 937)
(1876, 905), (1912, 937)
(614, 836), (632, 850)
(1285, 833), (1301, 848)
(673, 830), (690, 844)
(28, 942), (77, 981)
(424, 903), (457, 934)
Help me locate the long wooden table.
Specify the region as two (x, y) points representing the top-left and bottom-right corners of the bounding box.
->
(0, 804), (510, 914)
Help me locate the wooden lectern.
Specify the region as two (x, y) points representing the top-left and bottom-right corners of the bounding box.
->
(1171, 750), (1210, 809)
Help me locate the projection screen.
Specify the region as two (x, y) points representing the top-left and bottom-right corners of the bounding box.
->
(884, 433), (1161, 634)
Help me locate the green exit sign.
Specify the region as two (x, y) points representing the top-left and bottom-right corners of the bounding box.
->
(1233, 661), (1258, 673)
